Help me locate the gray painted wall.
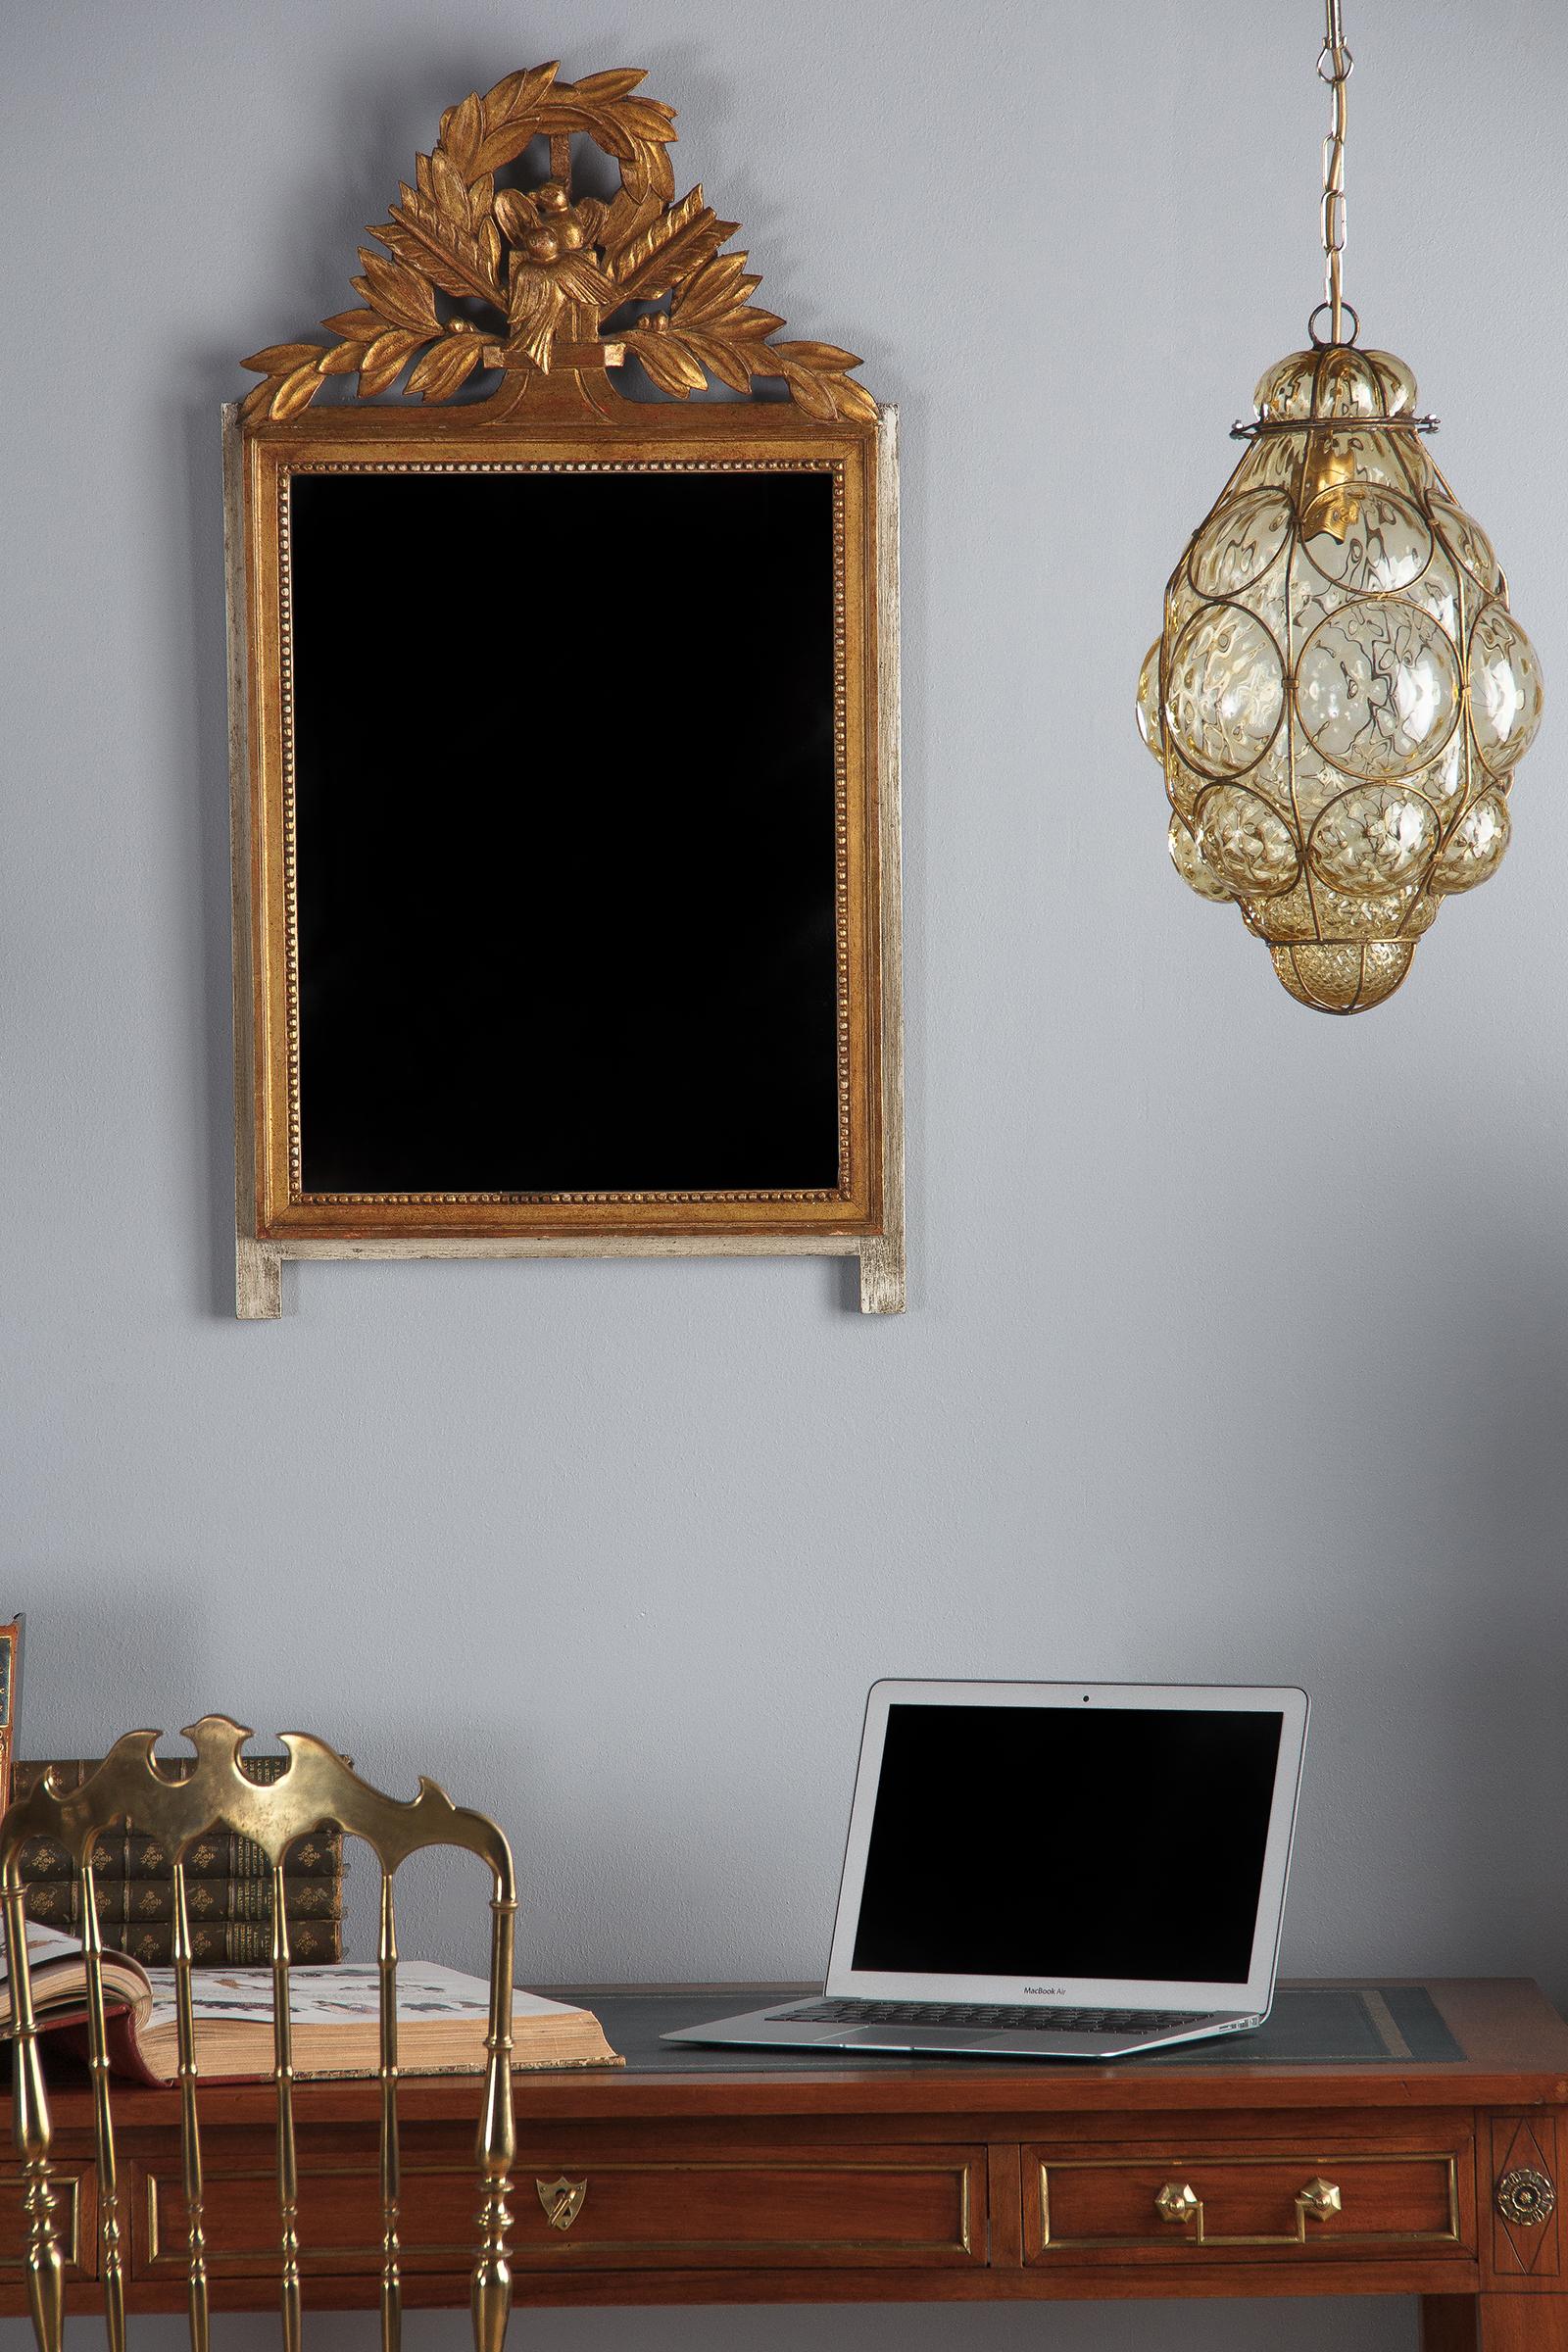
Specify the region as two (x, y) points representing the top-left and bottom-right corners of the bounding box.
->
(6, 1), (1564, 2345)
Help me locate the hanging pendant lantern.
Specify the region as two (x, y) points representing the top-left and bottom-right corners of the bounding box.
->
(1138, 2), (1544, 1013)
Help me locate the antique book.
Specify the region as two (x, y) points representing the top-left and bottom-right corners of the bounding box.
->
(0, 1622), (21, 1818)
(116, 1918), (341, 1967)
(1, 1924), (619, 2084)
(13, 1759), (343, 1881)
(23, 1875), (341, 1927)
(14, 1828), (343, 1883)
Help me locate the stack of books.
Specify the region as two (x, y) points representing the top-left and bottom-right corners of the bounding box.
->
(11, 1757), (344, 1965)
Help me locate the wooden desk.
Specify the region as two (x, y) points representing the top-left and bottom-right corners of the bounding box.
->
(8, 1982), (1568, 2347)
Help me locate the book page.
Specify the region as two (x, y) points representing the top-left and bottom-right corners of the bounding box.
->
(0, 1921), (87, 1980)
(141, 1961), (581, 2033)
(0, 1919), (152, 2032)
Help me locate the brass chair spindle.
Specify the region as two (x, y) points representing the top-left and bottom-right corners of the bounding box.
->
(0, 1719), (518, 2352)
(471, 1890), (517, 2352)
(172, 1857), (211, 2352)
(2, 1878), (65, 2352)
(377, 1868), (403, 2352)
(79, 1851), (127, 2352)
(271, 1863), (302, 2352)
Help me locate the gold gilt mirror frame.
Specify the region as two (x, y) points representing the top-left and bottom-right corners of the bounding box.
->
(227, 62), (904, 1319)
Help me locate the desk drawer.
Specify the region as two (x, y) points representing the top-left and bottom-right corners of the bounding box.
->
(512, 2145), (983, 2269)
(141, 2142), (984, 2276)
(1026, 2141), (1470, 2265)
(0, 2166), (94, 2281)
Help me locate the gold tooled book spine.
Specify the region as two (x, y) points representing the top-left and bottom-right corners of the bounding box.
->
(0, 1619), (20, 1818)
(13, 1754), (350, 1963)
(11, 1761), (345, 1879)
(21, 1876), (343, 1928)
(15, 1828), (344, 1883)
(117, 1918), (342, 1967)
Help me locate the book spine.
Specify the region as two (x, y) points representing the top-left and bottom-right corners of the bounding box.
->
(11, 1760), (344, 1881)
(12, 1828), (344, 1882)
(115, 1918), (343, 1967)
(22, 1877), (343, 1928)
(182, 1877), (340, 1924)
(13, 1754), (351, 1967)
(0, 1619), (21, 1818)
(12, 1759), (97, 1795)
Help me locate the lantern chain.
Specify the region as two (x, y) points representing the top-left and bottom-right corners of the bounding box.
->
(1318, 0), (1353, 343)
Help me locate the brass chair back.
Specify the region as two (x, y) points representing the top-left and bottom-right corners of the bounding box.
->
(0, 1717), (517, 2352)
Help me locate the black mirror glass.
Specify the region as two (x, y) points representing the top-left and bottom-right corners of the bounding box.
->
(287, 467), (841, 1197)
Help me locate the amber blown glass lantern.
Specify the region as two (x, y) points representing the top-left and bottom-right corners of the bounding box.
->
(1138, 3), (1544, 1013)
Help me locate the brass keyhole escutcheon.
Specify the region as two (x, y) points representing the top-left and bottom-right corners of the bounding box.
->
(536, 2176), (588, 2231)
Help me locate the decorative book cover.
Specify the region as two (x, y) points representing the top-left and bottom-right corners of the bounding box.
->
(22, 1875), (341, 1927)
(0, 1622), (23, 1819)
(14, 1754), (348, 1964)
(14, 1827), (343, 1882)
(12, 1756), (346, 1879)
(118, 1919), (342, 1966)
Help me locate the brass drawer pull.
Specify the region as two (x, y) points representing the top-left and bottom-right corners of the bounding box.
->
(536, 2176), (588, 2231)
(1155, 2181), (1200, 2227)
(1298, 2177), (1343, 2225)
(1154, 2175), (1344, 2245)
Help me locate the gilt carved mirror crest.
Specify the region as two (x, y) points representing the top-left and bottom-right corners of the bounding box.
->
(227, 63), (903, 1318)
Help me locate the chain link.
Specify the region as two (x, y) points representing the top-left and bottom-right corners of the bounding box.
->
(1317, 0), (1353, 342)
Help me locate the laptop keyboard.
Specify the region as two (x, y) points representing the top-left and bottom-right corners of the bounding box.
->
(775, 1999), (1214, 2034)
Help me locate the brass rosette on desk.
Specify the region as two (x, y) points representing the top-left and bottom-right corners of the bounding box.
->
(1496, 2166), (1557, 2228)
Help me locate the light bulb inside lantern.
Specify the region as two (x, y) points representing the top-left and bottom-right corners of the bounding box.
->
(1299, 439), (1361, 543)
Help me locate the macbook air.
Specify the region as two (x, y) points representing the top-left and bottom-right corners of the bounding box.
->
(665, 1679), (1309, 2060)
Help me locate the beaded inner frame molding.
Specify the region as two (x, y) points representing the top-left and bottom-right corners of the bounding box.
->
(227, 63), (904, 1318)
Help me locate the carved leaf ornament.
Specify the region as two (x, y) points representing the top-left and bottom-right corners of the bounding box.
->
(242, 63), (875, 422)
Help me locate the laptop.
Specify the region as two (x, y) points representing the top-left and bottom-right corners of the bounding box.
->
(664, 1679), (1309, 2061)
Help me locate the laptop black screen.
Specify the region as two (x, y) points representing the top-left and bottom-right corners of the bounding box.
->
(851, 1703), (1285, 1984)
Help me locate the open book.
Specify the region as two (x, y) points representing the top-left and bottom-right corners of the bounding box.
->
(2, 1922), (620, 2085)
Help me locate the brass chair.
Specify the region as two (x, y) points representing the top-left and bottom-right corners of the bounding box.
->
(0, 1716), (517, 2352)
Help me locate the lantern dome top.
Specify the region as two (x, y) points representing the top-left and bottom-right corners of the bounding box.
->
(1253, 345), (1418, 423)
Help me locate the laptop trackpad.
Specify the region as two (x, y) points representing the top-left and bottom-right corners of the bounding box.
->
(840, 2027), (1011, 2051)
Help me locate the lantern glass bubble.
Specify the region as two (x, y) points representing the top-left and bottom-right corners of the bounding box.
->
(1140, 346), (1543, 1011)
